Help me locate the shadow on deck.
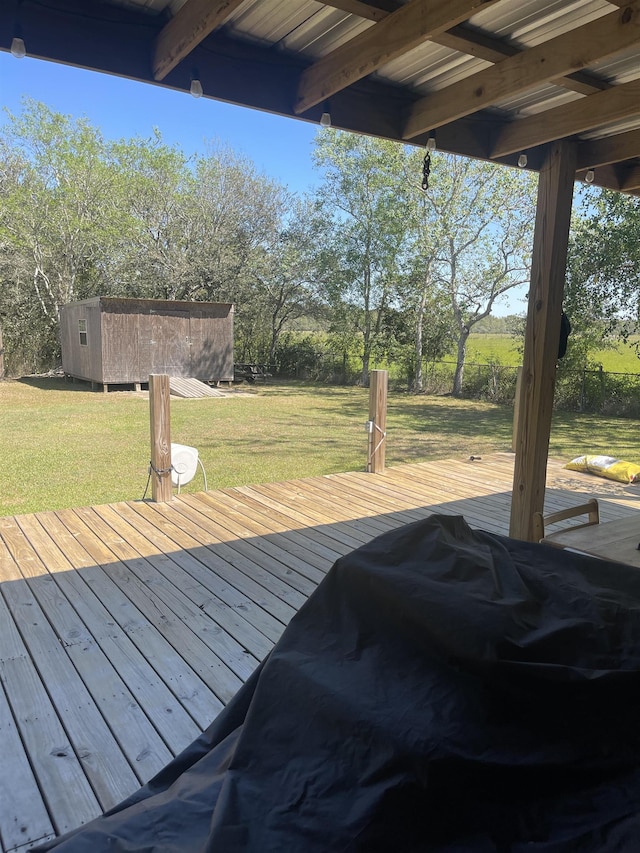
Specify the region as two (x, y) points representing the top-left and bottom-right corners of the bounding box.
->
(1, 452), (640, 851)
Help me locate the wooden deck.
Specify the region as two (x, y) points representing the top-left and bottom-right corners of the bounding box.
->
(2, 452), (640, 852)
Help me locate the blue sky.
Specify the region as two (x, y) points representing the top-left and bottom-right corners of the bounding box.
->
(0, 52), (321, 194)
(1, 51), (530, 315)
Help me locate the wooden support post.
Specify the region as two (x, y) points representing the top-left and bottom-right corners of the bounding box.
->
(367, 370), (388, 474)
(511, 366), (523, 453)
(510, 140), (577, 541)
(149, 373), (173, 502)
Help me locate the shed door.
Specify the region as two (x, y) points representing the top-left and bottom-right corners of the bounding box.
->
(146, 310), (191, 376)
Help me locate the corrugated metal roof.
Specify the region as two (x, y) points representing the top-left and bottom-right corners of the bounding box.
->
(382, 47), (490, 93)
(107, 0), (170, 14)
(473, 0), (612, 45)
(591, 46), (640, 85)
(227, 0), (324, 47)
(276, 4), (373, 55)
(5, 0), (640, 194)
(378, 0), (615, 96)
(100, 0), (628, 107)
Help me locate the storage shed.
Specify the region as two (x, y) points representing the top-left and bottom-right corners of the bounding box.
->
(60, 297), (234, 390)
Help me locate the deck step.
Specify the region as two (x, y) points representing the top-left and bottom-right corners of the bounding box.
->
(169, 377), (225, 398)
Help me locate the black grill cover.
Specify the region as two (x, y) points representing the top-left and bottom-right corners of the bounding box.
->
(39, 515), (640, 851)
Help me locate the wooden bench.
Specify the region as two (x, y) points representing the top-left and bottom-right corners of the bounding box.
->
(233, 363), (272, 383)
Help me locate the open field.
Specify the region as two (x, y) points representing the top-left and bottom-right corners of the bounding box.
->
(466, 333), (521, 365)
(1, 377), (640, 517)
(467, 333), (640, 373)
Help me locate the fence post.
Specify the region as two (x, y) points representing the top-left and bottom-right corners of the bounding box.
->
(149, 373), (173, 502)
(512, 366), (523, 452)
(367, 369), (388, 474)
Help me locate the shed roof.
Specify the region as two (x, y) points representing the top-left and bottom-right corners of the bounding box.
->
(3, 0), (640, 194)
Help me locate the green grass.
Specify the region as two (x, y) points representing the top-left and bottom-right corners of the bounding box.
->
(1, 377), (639, 517)
(588, 338), (640, 373)
(467, 333), (640, 373)
(466, 334), (522, 365)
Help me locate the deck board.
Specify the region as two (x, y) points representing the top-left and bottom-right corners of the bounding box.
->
(0, 605), (57, 851)
(2, 453), (640, 850)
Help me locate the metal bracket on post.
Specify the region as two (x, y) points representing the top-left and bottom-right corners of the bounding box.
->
(366, 421), (387, 473)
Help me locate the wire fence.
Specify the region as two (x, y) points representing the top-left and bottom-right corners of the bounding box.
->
(276, 358), (640, 418)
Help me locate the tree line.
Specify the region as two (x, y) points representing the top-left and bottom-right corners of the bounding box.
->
(1, 99), (638, 391)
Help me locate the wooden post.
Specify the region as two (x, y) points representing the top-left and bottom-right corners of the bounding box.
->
(0, 325), (4, 380)
(149, 373), (173, 502)
(511, 366), (523, 453)
(510, 140), (577, 541)
(367, 370), (388, 474)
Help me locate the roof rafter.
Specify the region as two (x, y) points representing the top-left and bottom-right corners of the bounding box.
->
(577, 128), (640, 170)
(491, 78), (640, 159)
(319, 0), (392, 22)
(575, 162), (640, 196)
(294, 0), (503, 116)
(427, 26), (610, 97)
(435, 27), (606, 97)
(403, 4), (640, 140)
(321, 2), (611, 97)
(153, 0), (246, 81)
(620, 164), (640, 191)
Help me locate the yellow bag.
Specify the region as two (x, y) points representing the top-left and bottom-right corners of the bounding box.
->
(565, 454), (640, 484)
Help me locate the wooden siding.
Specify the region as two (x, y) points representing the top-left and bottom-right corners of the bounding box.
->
(189, 306), (235, 382)
(59, 301), (103, 383)
(60, 298), (234, 386)
(1, 453), (640, 851)
(101, 305), (145, 384)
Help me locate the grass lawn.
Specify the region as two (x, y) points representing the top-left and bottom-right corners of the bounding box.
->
(466, 333), (521, 365)
(467, 333), (640, 373)
(1, 377), (639, 517)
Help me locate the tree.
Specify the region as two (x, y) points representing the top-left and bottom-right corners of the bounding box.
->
(413, 154), (536, 396)
(0, 100), (131, 321)
(246, 196), (326, 363)
(566, 189), (640, 352)
(312, 134), (536, 393)
(108, 131), (196, 301)
(313, 130), (412, 385)
(0, 101), (303, 373)
(0, 100), (139, 371)
(398, 150), (457, 392)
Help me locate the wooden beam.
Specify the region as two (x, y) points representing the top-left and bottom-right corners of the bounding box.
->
(577, 128), (640, 169)
(511, 366), (523, 454)
(403, 4), (640, 139)
(575, 162), (640, 197)
(294, 0), (503, 115)
(620, 164), (640, 191)
(321, 4), (610, 97)
(434, 25), (610, 97)
(367, 370), (388, 474)
(509, 141), (577, 542)
(319, 0), (392, 22)
(153, 0), (246, 81)
(325, 3), (612, 101)
(149, 374), (173, 502)
(492, 79), (640, 159)
(575, 163), (623, 191)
